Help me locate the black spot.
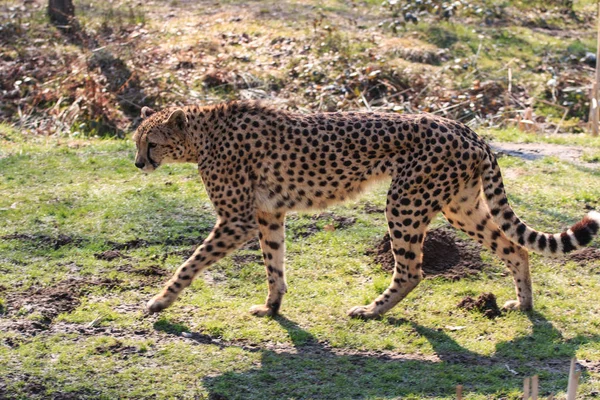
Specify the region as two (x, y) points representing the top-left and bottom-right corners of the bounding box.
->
(267, 241), (280, 250)
(538, 235), (547, 251)
(560, 232), (576, 253)
(527, 231), (538, 244)
(503, 210), (514, 220)
(548, 236), (558, 253)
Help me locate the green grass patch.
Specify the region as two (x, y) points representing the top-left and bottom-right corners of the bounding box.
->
(1, 131), (600, 398)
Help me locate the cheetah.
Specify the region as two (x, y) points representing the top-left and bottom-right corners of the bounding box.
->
(132, 101), (600, 318)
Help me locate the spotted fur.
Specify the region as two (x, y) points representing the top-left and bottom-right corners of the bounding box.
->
(132, 101), (600, 318)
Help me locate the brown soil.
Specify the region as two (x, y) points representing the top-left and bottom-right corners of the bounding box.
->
(93, 340), (139, 358)
(490, 142), (599, 169)
(457, 293), (502, 319)
(241, 238), (261, 250)
(367, 227), (486, 280)
(2, 232), (212, 253)
(106, 232), (212, 251)
(95, 250), (129, 261)
(1, 277), (118, 334)
(1, 233), (82, 250)
(231, 254), (263, 265)
(4, 279), (84, 322)
(116, 264), (169, 277)
(363, 202), (384, 214)
(291, 212), (357, 238)
(568, 247), (600, 264)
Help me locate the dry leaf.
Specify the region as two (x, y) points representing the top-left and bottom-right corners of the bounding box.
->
(323, 224), (335, 232)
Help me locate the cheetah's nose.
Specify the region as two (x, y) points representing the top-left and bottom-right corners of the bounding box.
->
(135, 161), (145, 169)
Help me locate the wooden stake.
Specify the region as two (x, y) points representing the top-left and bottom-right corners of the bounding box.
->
(456, 384), (463, 400)
(592, 0), (600, 136)
(523, 376), (530, 399)
(531, 375), (539, 400)
(566, 358), (580, 400)
(591, 82), (599, 136)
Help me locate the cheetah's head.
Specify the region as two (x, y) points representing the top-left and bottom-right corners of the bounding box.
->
(132, 106), (189, 172)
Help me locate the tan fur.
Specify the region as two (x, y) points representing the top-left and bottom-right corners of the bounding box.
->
(133, 101), (600, 318)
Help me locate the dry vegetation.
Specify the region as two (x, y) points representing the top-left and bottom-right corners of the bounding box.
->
(1, 0), (598, 138)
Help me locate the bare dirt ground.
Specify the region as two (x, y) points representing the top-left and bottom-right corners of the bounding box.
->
(491, 142), (599, 168)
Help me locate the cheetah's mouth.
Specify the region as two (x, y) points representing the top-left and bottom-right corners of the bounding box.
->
(147, 146), (159, 170)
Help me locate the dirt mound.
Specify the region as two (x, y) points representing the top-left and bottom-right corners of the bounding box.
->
(2, 278), (118, 334)
(367, 227), (485, 280)
(458, 293), (502, 319)
(5, 279), (84, 323)
(568, 247), (600, 264)
(95, 250), (129, 261)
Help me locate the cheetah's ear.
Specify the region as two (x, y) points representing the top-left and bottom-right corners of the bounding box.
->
(141, 106), (156, 119)
(166, 109), (187, 131)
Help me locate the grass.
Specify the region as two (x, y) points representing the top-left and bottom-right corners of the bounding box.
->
(1, 123), (600, 399)
(2, 0), (600, 397)
(483, 126), (600, 148)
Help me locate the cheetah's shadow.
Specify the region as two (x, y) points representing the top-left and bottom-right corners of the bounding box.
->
(168, 312), (600, 399)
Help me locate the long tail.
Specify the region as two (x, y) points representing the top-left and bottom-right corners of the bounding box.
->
(480, 148), (600, 256)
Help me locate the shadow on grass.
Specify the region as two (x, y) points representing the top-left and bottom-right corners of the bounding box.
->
(191, 313), (599, 399)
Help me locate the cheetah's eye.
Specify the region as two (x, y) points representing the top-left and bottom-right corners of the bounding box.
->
(149, 142), (158, 148)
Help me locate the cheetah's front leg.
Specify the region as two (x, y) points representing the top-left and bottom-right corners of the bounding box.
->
(146, 218), (257, 313)
(250, 211), (287, 317)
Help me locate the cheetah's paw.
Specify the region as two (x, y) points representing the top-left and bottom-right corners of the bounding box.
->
(249, 304), (274, 317)
(146, 296), (172, 314)
(502, 300), (532, 311)
(347, 305), (381, 319)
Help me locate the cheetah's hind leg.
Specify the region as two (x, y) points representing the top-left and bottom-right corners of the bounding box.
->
(442, 182), (532, 311)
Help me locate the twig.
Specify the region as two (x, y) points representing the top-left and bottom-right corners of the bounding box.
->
(361, 93), (372, 111)
(554, 108), (570, 135)
(87, 315), (105, 328)
(432, 100), (472, 115)
(536, 98), (568, 112)
(506, 364), (518, 375)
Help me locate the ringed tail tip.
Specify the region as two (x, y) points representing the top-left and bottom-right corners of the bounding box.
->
(570, 211), (600, 249)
